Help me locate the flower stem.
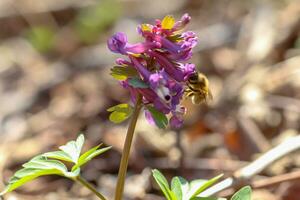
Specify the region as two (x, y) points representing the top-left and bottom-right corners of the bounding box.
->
(114, 94), (143, 200)
(76, 176), (107, 200)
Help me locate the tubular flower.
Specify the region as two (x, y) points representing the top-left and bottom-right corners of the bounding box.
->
(107, 14), (198, 128)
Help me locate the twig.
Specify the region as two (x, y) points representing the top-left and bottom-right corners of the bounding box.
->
(200, 135), (300, 197)
(237, 113), (271, 153)
(252, 170), (300, 189)
(266, 95), (300, 113)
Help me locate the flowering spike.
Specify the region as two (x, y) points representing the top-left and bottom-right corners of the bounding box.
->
(107, 13), (198, 128)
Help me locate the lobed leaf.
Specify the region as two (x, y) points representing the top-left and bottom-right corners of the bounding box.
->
(1, 133), (111, 197)
(1, 169), (63, 195)
(107, 103), (133, 123)
(43, 151), (73, 163)
(147, 106), (168, 129)
(22, 156), (68, 172)
(59, 134), (85, 164)
(0, 156), (70, 195)
(72, 145), (112, 171)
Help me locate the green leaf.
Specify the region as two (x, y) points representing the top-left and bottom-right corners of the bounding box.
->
(107, 103), (133, 123)
(231, 186), (252, 200)
(152, 169), (176, 200)
(128, 77), (149, 88)
(72, 145), (112, 171)
(110, 66), (138, 80)
(43, 151), (73, 163)
(178, 177), (190, 200)
(1, 133), (111, 196)
(0, 156), (70, 196)
(1, 169), (63, 195)
(188, 180), (207, 198)
(59, 134), (85, 164)
(190, 174), (223, 198)
(22, 156), (67, 173)
(147, 106), (168, 129)
(171, 177), (183, 200)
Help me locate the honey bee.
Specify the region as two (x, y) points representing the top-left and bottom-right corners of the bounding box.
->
(185, 72), (213, 104)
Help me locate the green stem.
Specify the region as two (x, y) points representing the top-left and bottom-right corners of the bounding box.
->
(76, 176), (107, 200)
(114, 94), (143, 200)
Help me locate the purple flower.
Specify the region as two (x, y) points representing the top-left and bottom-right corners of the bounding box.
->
(148, 51), (185, 82)
(179, 63), (196, 81)
(149, 70), (184, 109)
(172, 13), (191, 32)
(107, 14), (198, 128)
(180, 31), (197, 49)
(170, 106), (186, 128)
(107, 32), (159, 55)
(145, 110), (156, 125)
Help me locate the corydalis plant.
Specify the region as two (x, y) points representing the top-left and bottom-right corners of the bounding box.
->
(109, 13), (200, 200)
(107, 14), (197, 129)
(152, 169), (252, 200)
(0, 134), (111, 200)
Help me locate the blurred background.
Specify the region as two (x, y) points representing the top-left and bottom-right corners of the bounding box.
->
(0, 0), (300, 199)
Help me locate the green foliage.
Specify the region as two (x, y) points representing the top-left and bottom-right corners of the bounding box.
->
(75, 0), (121, 43)
(171, 177), (188, 200)
(72, 144), (111, 171)
(152, 169), (250, 200)
(231, 186), (252, 200)
(190, 174), (223, 198)
(26, 26), (55, 53)
(59, 134), (85, 163)
(128, 77), (149, 88)
(1, 134), (111, 196)
(110, 66), (138, 81)
(152, 169), (177, 200)
(107, 103), (134, 123)
(43, 151), (73, 163)
(147, 106), (168, 128)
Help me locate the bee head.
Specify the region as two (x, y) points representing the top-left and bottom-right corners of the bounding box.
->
(188, 72), (199, 84)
